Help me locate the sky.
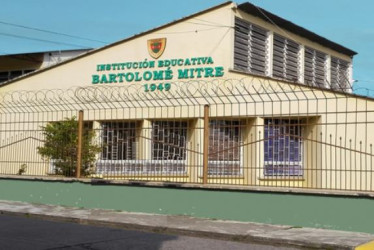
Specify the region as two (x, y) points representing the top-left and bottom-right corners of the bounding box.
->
(0, 0), (373, 96)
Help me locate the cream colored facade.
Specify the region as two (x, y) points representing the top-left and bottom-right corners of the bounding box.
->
(0, 2), (373, 191)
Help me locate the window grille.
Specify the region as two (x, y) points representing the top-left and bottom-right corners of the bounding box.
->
(272, 34), (300, 82)
(331, 57), (350, 91)
(100, 122), (137, 161)
(96, 121), (138, 174)
(234, 17), (268, 75)
(152, 121), (187, 160)
(208, 120), (242, 176)
(264, 119), (303, 176)
(150, 121), (187, 174)
(304, 47), (327, 88)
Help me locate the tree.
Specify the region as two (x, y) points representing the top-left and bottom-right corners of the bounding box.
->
(37, 117), (101, 177)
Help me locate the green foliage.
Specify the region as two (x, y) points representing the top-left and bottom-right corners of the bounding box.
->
(18, 164), (27, 175)
(37, 117), (101, 177)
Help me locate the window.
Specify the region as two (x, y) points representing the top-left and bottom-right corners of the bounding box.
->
(331, 57), (350, 91)
(234, 17), (353, 92)
(150, 121), (188, 174)
(97, 120), (188, 175)
(9, 70), (22, 79)
(96, 121), (138, 174)
(100, 122), (137, 160)
(234, 17), (268, 75)
(0, 72), (9, 83)
(304, 47), (327, 88)
(272, 34), (300, 82)
(264, 119), (303, 176)
(208, 120), (242, 176)
(0, 69), (36, 84)
(152, 121), (187, 160)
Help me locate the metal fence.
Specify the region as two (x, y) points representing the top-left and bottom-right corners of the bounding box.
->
(1, 77), (373, 192)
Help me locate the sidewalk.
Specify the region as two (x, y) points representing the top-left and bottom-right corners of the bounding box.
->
(0, 200), (373, 250)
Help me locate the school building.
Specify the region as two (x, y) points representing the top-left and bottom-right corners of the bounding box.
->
(0, 1), (373, 192)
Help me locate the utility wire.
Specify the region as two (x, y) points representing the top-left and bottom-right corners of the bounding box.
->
(253, 4), (296, 42)
(0, 20), (108, 44)
(192, 17), (230, 27)
(354, 79), (374, 83)
(0, 32), (90, 49)
(186, 20), (232, 28)
(155, 26), (226, 35)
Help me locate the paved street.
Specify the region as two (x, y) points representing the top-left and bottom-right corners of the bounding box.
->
(0, 214), (299, 250)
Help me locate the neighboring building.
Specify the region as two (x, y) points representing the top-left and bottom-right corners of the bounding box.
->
(0, 2), (372, 192)
(0, 49), (91, 84)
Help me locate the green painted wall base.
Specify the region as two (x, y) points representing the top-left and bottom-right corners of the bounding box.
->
(0, 179), (373, 234)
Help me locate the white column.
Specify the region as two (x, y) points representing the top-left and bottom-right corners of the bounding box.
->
(266, 31), (274, 77)
(139, 119), (152, 160)
(348, 61), (353, 93)
(325, 54), (331, 89)
(298, 45), (305, 84)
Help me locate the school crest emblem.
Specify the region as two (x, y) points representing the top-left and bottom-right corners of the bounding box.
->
(147, 38), (166, 59)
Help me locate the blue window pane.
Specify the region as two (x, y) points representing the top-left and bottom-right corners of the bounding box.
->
(264, 119), (303, 176)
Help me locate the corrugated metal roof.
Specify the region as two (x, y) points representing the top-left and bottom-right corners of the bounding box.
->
(238, 2), (357, 57)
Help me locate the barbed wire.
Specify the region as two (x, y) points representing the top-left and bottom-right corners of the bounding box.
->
(0, 77), (373, 114)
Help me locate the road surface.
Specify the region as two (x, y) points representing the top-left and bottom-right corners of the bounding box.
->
(0, 214), (300, 250)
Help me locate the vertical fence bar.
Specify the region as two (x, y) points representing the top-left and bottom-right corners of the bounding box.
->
(203, 105), (209, 184)
(76, 110), (84, 178)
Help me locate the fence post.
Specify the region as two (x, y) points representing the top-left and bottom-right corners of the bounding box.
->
(76, 110), (84, 178)
(203, 105), (209, 184)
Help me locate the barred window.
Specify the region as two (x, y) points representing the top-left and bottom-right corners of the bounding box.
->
(149, 121), (187, 174)
(272, 34), (300, 82)
(234, 17), (268, 75)
(264, 119), (303, 176)
(331, 57), (350, 91)
(96, 122), (138, 177)
(208, 120), (242, 176)
(304, 47), (327, 88)
(100, 122), (137, 161)
(152, 121), (187, 161)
